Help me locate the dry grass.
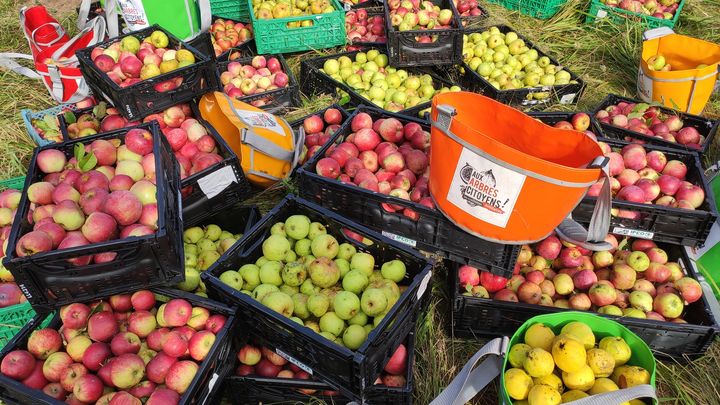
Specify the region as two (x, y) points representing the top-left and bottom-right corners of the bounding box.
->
(0, 0), (719, 403)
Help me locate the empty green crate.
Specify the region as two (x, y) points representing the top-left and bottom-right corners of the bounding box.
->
(585, 0), (684, 29)
(248, 0), (346, 54)
(211, 0), (251, 21)
(485, 0), (568, 19)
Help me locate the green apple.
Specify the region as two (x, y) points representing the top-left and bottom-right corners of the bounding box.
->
(319, 312), (345, 336)
(300, 279), (319, 295)
(183, 227), (204, 243)
(342, 324), (367, 350)
(185, 244), (198, 256)
(256, 257), (269, 267)
(294, 239), (312, 256)
(292, 293), (310, 319)
(373, 313), (386, 327)
(350, 252), (375, 277)
(342, 270), (368, 295)
(305, 320), (320, 333)
(178, 267), (200, 291)
(311, 234), (339, 259)
(336, 243), (357, 260)
(204, 224), (222, 241)
(120, 35), (140, 53)
(280, 285), (299, 296)
(262, 292), (294, 317)
(218, 238), (236, 254)
(253, 284), (279, 301)
(338, 56), (352, 68)
(627, 251), (650, 272)
(198, 250), (221, 270)
(285, 215), (311, 240)
(307, 293), (330, 317)
(368, 270), (384, 284)
(239, 264), (261, 291)
(381, 260), (406, 283)
(284, 250), (297, 263)
(219, 230), (234, 240)
(348, 311), (368, 326)
(259, 261), (283, 286)
(197, 238), (216, 253)
(319, 331), (336, 341)
(308, 222), (327, 240)
(290, 317), (304, 326)
(270, 222), (286, 237)
(185, 252), (197, 268)
(364, 324), (374, 335)
(334, 291), (360, 320)
(219, 270), (243, 291)
(361, 288), (388, 317)
(308, 257), (340, 288)
(262, 234), (291, 261)
(335, 258), (350, 278)
(282, 261), (307, 286)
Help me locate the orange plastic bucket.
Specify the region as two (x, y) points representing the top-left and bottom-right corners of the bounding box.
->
(429, 92), (607, 244)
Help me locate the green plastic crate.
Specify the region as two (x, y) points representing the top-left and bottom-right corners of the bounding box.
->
(485, 0), (568, 19)
(0, 302), (53, 350)
(248, 0), (346, 54)
(211, 0), (251, 21)
(0, 177), (25, 191)
(585, 0), (684, 29)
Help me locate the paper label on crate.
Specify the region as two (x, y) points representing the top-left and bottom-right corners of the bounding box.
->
(235, 110), (287, 137)
(382, 231), (417, 247)
(197, 165), (238, 199)
(446, 147), (526, 229)
(207, 372), (219, 392)
(596, 9), (608, 19)
(275, 349), (313, 375)
(117, 0), (150, 30)
(613, 226), (654, 240)
(417, 270), (432, 300)
(560, 93), (577, 104)
(637, 67), (653, 102)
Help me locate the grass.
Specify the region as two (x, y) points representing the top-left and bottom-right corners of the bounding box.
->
(1, 0), (720, 403)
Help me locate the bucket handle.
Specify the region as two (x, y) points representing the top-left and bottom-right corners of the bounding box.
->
(432, 104), (612, 251)
(430, 336), (657, 404)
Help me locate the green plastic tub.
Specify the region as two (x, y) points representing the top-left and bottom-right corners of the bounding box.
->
(500, 312), (657, 404)
(585, 0), (684, 29)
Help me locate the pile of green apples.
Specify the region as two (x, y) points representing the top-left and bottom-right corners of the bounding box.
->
(178, 225), (242, 295)
(462, 26), (577, 92)
(217, 214), (408, 350)
(319, 50), (460, 112)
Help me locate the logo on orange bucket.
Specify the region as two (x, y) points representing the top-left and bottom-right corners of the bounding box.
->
(447, 148), (526, 228)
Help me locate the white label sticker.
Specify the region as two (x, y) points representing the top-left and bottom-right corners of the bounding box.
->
(197, 165), (238, 199)
(207, 372), (219, 392)
(417, 270), (432, 300)
(446, 147), (526, 228)
(275, 349), (313, 375)
(382, 231), (417, 247)
(234, 110), (286, 136)
(637, 66), (653, 102)
(597, 9), (608, 19)
(612, 226), (654, 240)
(560, 93), (577, 104)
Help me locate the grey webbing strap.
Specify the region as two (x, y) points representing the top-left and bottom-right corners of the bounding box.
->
(0, 53), (41, 79)
(565, 384), (656, 405)
(198, 0), (212, 34)
(77, 0), (92, 30)
(105, 0), (120, 38)
(430, 105), (597, 188)
(240, 124), (294, 161)
(556, 155), (612, 251)
(292, 126), (307, 170)
(430, 337), (508, 405)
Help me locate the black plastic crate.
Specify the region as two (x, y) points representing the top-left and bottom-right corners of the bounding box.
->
(592, 94), (719, 156)
(384, 0), (462, 67)
(448, 241), (720, 361)
(296, 105), (520, 277)
(201, 195), (432, 402)
(55, 102), (252, 226)
(300, 49), (455, 118)
(2, 122), (184, 311)
(217, 54), (300, 114)
(76, 25), (219, 121)
(455, 1), (489, 28)
(528, 111), (604, 139)
(572, 138), (718, 247)
(0, 288), (237, 404)
(457, 25), (585, 109)
(220, 326), (415, 404)
(181, 102), (253, 227)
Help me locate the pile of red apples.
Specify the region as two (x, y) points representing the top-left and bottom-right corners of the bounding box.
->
(220, 56), (291, 108)
(300, 108), (344, 165)
(0, 290), (228, 404)
(346, 9), (386, 45)
(0, 188), (24, 308)
(314, 112), (434, 220)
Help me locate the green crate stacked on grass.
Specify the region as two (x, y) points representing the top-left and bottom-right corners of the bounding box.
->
(485, 0), (569, 19)
(248, 0), (346, 54)
(211, 0), (251, 21)
(0, 177), (25, 191)
(0, 303), (54, 350)
(585, 0), (684, 29)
